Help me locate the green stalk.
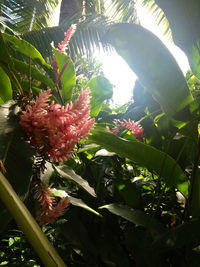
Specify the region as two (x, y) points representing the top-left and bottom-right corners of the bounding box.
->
(0, 171), (67, 267)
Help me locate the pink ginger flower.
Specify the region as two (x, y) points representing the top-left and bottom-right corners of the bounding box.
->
(20, 88), (94, 162)
(111, 119), (143, 140)
(58, 24), (76, 53)
(35, 183), (69, 225)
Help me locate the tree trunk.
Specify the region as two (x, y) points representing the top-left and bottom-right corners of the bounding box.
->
(59, 0), (82, 25)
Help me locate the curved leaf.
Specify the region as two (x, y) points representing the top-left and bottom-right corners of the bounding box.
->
(13, 59), (54, 87)
(0, 102), (34, 198)
(3, 33), (49, 68)
(0, 32), (23, 95)
(50, 188), (100, 216)
(0, 102), (34, 230)
(52, 47), (76, 102)
(55, 165), (96, 197)
(0, 66), (12, 102)
(89, 130), (188, 196)
(0, 32), (13, 67)
(87, 76), (113, 116)
(69, 196), (101, 217)
(99, 203), (165, 235)
(153, 0), (200, 78)
(105, 23), (193, 117)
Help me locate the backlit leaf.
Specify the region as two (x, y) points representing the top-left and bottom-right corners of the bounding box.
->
(87, 76), (113, 116)
(105, 23), (193, 117)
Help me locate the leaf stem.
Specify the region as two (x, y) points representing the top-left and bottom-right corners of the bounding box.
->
(0, 171), (67, 267)
(51, 60), (70, 105)
(28, 56), (33, 95)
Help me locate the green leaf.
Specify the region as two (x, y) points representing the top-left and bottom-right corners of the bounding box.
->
(89, 130), (188, 196)
(54, 165), (96, 197)
(0, 102), (34, 230)
(153, 0), (200, 79)
(0, 67), (12, 102)
(115, 180), (141, 208)
(50, 188), (101, 216)
(99, 203), (164, 235)
(0, 32), (13, 67)
(69, 196), (101, 217)
(77, 144), (101, 154)
(52, 47), (76, 102)
(0, 101), (16, 161)
(87, 76), (113, 116)
(13, 59), (54, 87)
(105, 23), (193, 117)
(0, 102), (34, 198)
(40, 162), (55, 184)
(3, 33), (49, 68)
(0, 32), (23, 95)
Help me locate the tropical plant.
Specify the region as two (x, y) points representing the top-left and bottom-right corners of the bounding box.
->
(1, 0), (200, 267)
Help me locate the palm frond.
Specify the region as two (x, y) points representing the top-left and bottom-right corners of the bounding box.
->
(84, 0), (105, 15)
(22, 14), (112, 60)
(140, 0), (172, 39)
(105, 0), (138, 23)
(0, 0), (59, 33)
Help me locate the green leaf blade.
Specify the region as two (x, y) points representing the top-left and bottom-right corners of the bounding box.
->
(69, 196), (101, 217)
(89, 130), (188, 196)
(13, 59), (54, 87)
(53, 47), (76, 102)
(55, 165), (96, 197)
(87, 76), (113, 116)
(0, 67), (12, 102)
(100, 203), (164, 235)
(3, 33), (49, 68)
(0, 102), (34, 198)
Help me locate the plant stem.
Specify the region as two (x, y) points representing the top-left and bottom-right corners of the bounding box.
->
(0, 171), (67, 267)
(28, 56), (33, 95)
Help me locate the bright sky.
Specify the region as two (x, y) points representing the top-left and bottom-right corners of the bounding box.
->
(51, 1), (190, 105)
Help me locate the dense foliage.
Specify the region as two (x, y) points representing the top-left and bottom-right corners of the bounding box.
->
(1, 1), (200, 266)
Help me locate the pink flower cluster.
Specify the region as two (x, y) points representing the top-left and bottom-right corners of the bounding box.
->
(20, 88), (94, 162)
(35, 183), (69, 225)
(58, 24), (76, 53)
(110, 119), (143, 140)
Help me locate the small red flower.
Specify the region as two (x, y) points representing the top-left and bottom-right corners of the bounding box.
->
(110, 119), (143, 140)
